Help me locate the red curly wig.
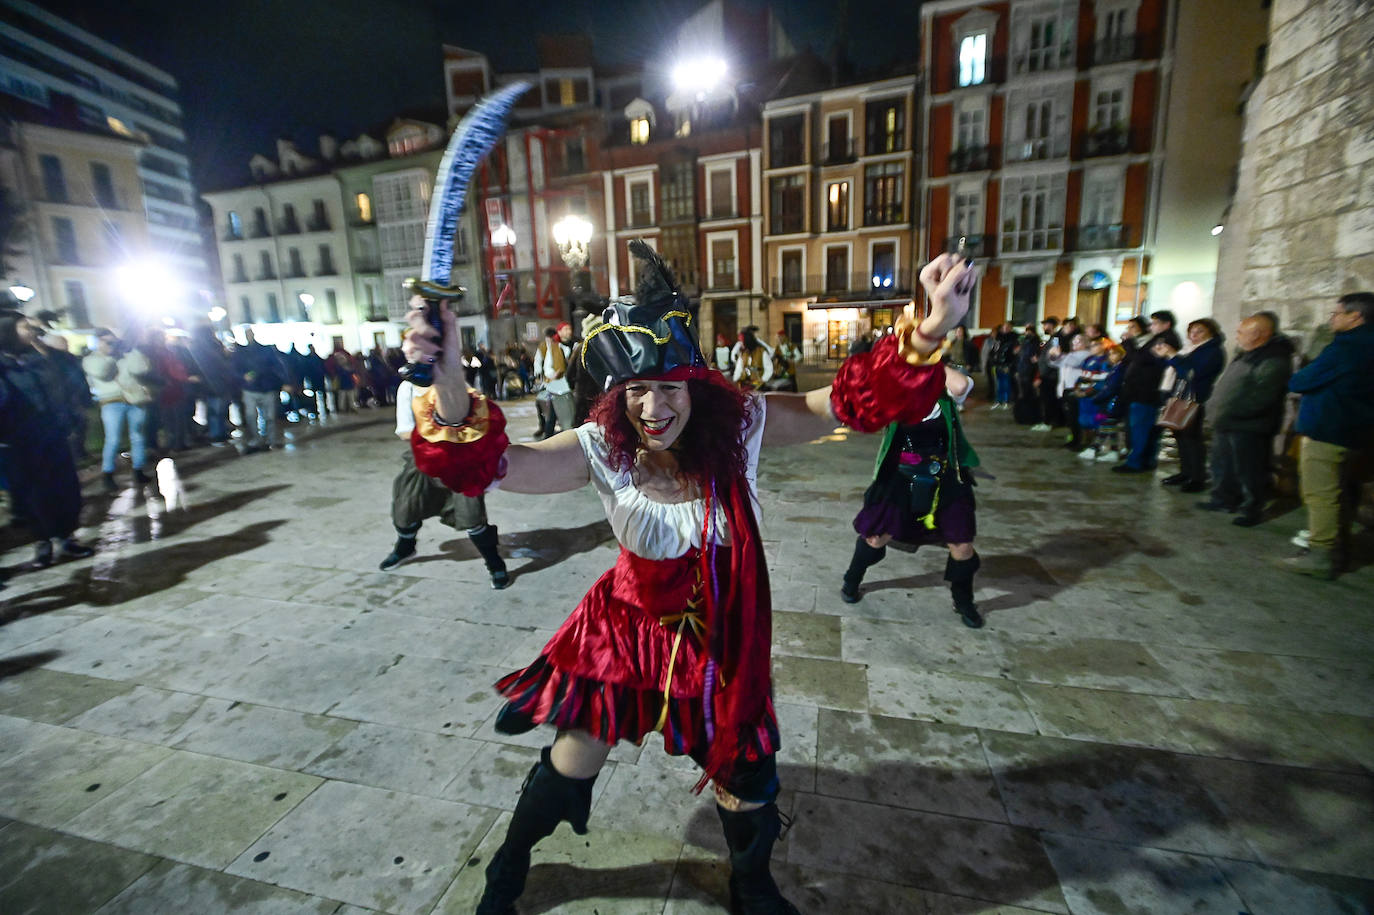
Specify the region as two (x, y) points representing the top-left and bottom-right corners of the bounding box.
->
(589, 370), (754, 487)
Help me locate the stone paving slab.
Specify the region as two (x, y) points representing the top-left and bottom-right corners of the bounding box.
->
(0, 820), (158, 915)
(94, 858), (344, 914)
(62, 751), (322, 868)
(227, 779), (497, 914)
(1, 399), (1371, 913)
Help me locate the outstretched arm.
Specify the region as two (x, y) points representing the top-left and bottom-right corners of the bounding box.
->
(762, 386), (837, 446)
(403, 301), (589, 495)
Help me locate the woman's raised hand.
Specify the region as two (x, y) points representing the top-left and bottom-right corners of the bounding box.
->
(918, 253), (976, 329)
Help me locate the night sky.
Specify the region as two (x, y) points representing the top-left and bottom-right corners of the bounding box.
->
(35, 0), (917, 192)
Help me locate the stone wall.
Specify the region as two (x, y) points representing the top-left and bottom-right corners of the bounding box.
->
(1213, 0), (1374, 338)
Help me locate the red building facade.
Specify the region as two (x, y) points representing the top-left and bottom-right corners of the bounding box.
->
(920, 0), (1165, 331)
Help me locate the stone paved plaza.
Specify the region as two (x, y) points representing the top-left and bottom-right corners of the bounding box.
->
(1, 394), (1371, 914)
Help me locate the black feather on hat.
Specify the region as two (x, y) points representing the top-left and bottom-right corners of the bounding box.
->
(580, 240), (708, 390)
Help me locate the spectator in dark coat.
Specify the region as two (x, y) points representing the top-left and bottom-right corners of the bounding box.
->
(1153, 318), (1226, 492)
(0, 313), (94, 567)
(1280, 291), (1374, 577)
(1013, 324), (1042, 425)
(1197, 313), (1294, 526)
(1113, 310), (1183, 473)
(187, 324), (237, 444)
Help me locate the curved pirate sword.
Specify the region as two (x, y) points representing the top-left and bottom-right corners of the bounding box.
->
(401, 80), (532, 386)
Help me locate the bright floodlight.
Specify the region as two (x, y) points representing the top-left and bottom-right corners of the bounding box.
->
(299, 293), (315, 307)
(1211, 224), (1224, 236)
(8, 283), (34, 303)
(673, 57), (728, 95)
(207, 306), (227, 322)
(492, 224), (517, 247)
(115, 259), (182, 313)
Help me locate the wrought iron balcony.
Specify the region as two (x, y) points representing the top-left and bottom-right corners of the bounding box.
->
(1088, 34), (1143, 67)
(277, 219), (301, 235)
(769, 269), (913, 299)
(948, 145), (996, 174)
(306, 216), (332, 232)
(769, 214), (805, 235)
(943, 234), (996, 258)
(1004, 135), (1070, 164)
(864, 134), (905, 156)
(821, 139), (856, 165)
(1080, 127), (1137, 158)
(863, 204), (905, 227)
(769, 144), (805, 168)
(1068, 224), (1130, 251)
(999, 228), (1063, 254)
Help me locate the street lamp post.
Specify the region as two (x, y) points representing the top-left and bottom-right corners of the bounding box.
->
(552, 214), (593, 328)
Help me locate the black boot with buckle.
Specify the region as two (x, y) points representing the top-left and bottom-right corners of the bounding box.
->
(945, 552), (984, 628)
(717, 803), (800, 915)
(840, 537), (886, 603)
(476, 745), (598, 915)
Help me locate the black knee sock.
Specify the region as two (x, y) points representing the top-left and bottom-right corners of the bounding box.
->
(843, 537), (887, 587)
(467, 524), (506, 572)
(944, 551), (980, 610)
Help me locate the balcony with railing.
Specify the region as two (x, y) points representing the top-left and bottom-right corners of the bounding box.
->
(1012, 45), (1075, 76)
(769, 269), (913, 299)
(627, 209), (654, 229)
(229, 269), (249, 283)
(277, 217), (301, 235)
(943, 234), (997, 258)
(1068, 223), (1132, 251)
(254, 268), (277, 281)
(863, 204), (905, 226)
(1088, 34), (1147, 67)
(1079, 126), (1143, 159)
(249, 220), (271, 239)
(864, 134), (905, 156)
(315, 261), (338, 276)
(769, 212), (805, 235)
(306, 215), (332, 232)
(948, 145), (998, 174)
(1004, 134), (1070, 165)
(353, 257), (381, 274)
(769, 144), (805, 168)
(999, 226), (1063, 254)
(946, 55), (1007, 92)
(821, 139), (856, 165)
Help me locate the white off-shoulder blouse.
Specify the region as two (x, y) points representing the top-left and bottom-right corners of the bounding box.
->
(574, 395), (765, 560)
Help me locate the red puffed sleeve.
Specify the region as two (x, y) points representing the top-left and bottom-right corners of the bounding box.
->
(410, 387), (509, 497)
(830, 332), (947, 433)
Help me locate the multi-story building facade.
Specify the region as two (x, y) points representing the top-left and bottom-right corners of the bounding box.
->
(601, 93), (764, 348)
(0, 0), (206, 290)
(762, 74), (920, 360)
(919, 0), (1166, 331)
(1, 114), (151, 329)
(204, 120), (477, 353)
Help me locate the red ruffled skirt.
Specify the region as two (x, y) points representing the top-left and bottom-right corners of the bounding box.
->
(494, 547), (780, 759)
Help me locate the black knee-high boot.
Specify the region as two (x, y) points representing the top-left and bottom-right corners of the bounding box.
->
(717, 804), (800, 915)
(476, 746), (597, 915)
(840, 537), (886, 603)
(468, 524), (509, 589)
(944, 552), (983, 628)
(379, 522), (421, 571)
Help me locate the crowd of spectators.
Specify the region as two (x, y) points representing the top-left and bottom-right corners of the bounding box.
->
(961, 292), (1374, 579)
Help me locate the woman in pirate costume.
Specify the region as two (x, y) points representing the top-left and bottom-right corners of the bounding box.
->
(402, 244), (976, 914)
(838, 358), (985, 628)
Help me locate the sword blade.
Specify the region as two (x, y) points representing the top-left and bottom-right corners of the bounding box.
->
(420, 80), (532, 287)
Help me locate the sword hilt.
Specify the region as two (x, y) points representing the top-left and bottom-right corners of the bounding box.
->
(400, 278), (465, 388)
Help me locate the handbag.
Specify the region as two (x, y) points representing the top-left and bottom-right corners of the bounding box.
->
(1157, 372), (1199, 431)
